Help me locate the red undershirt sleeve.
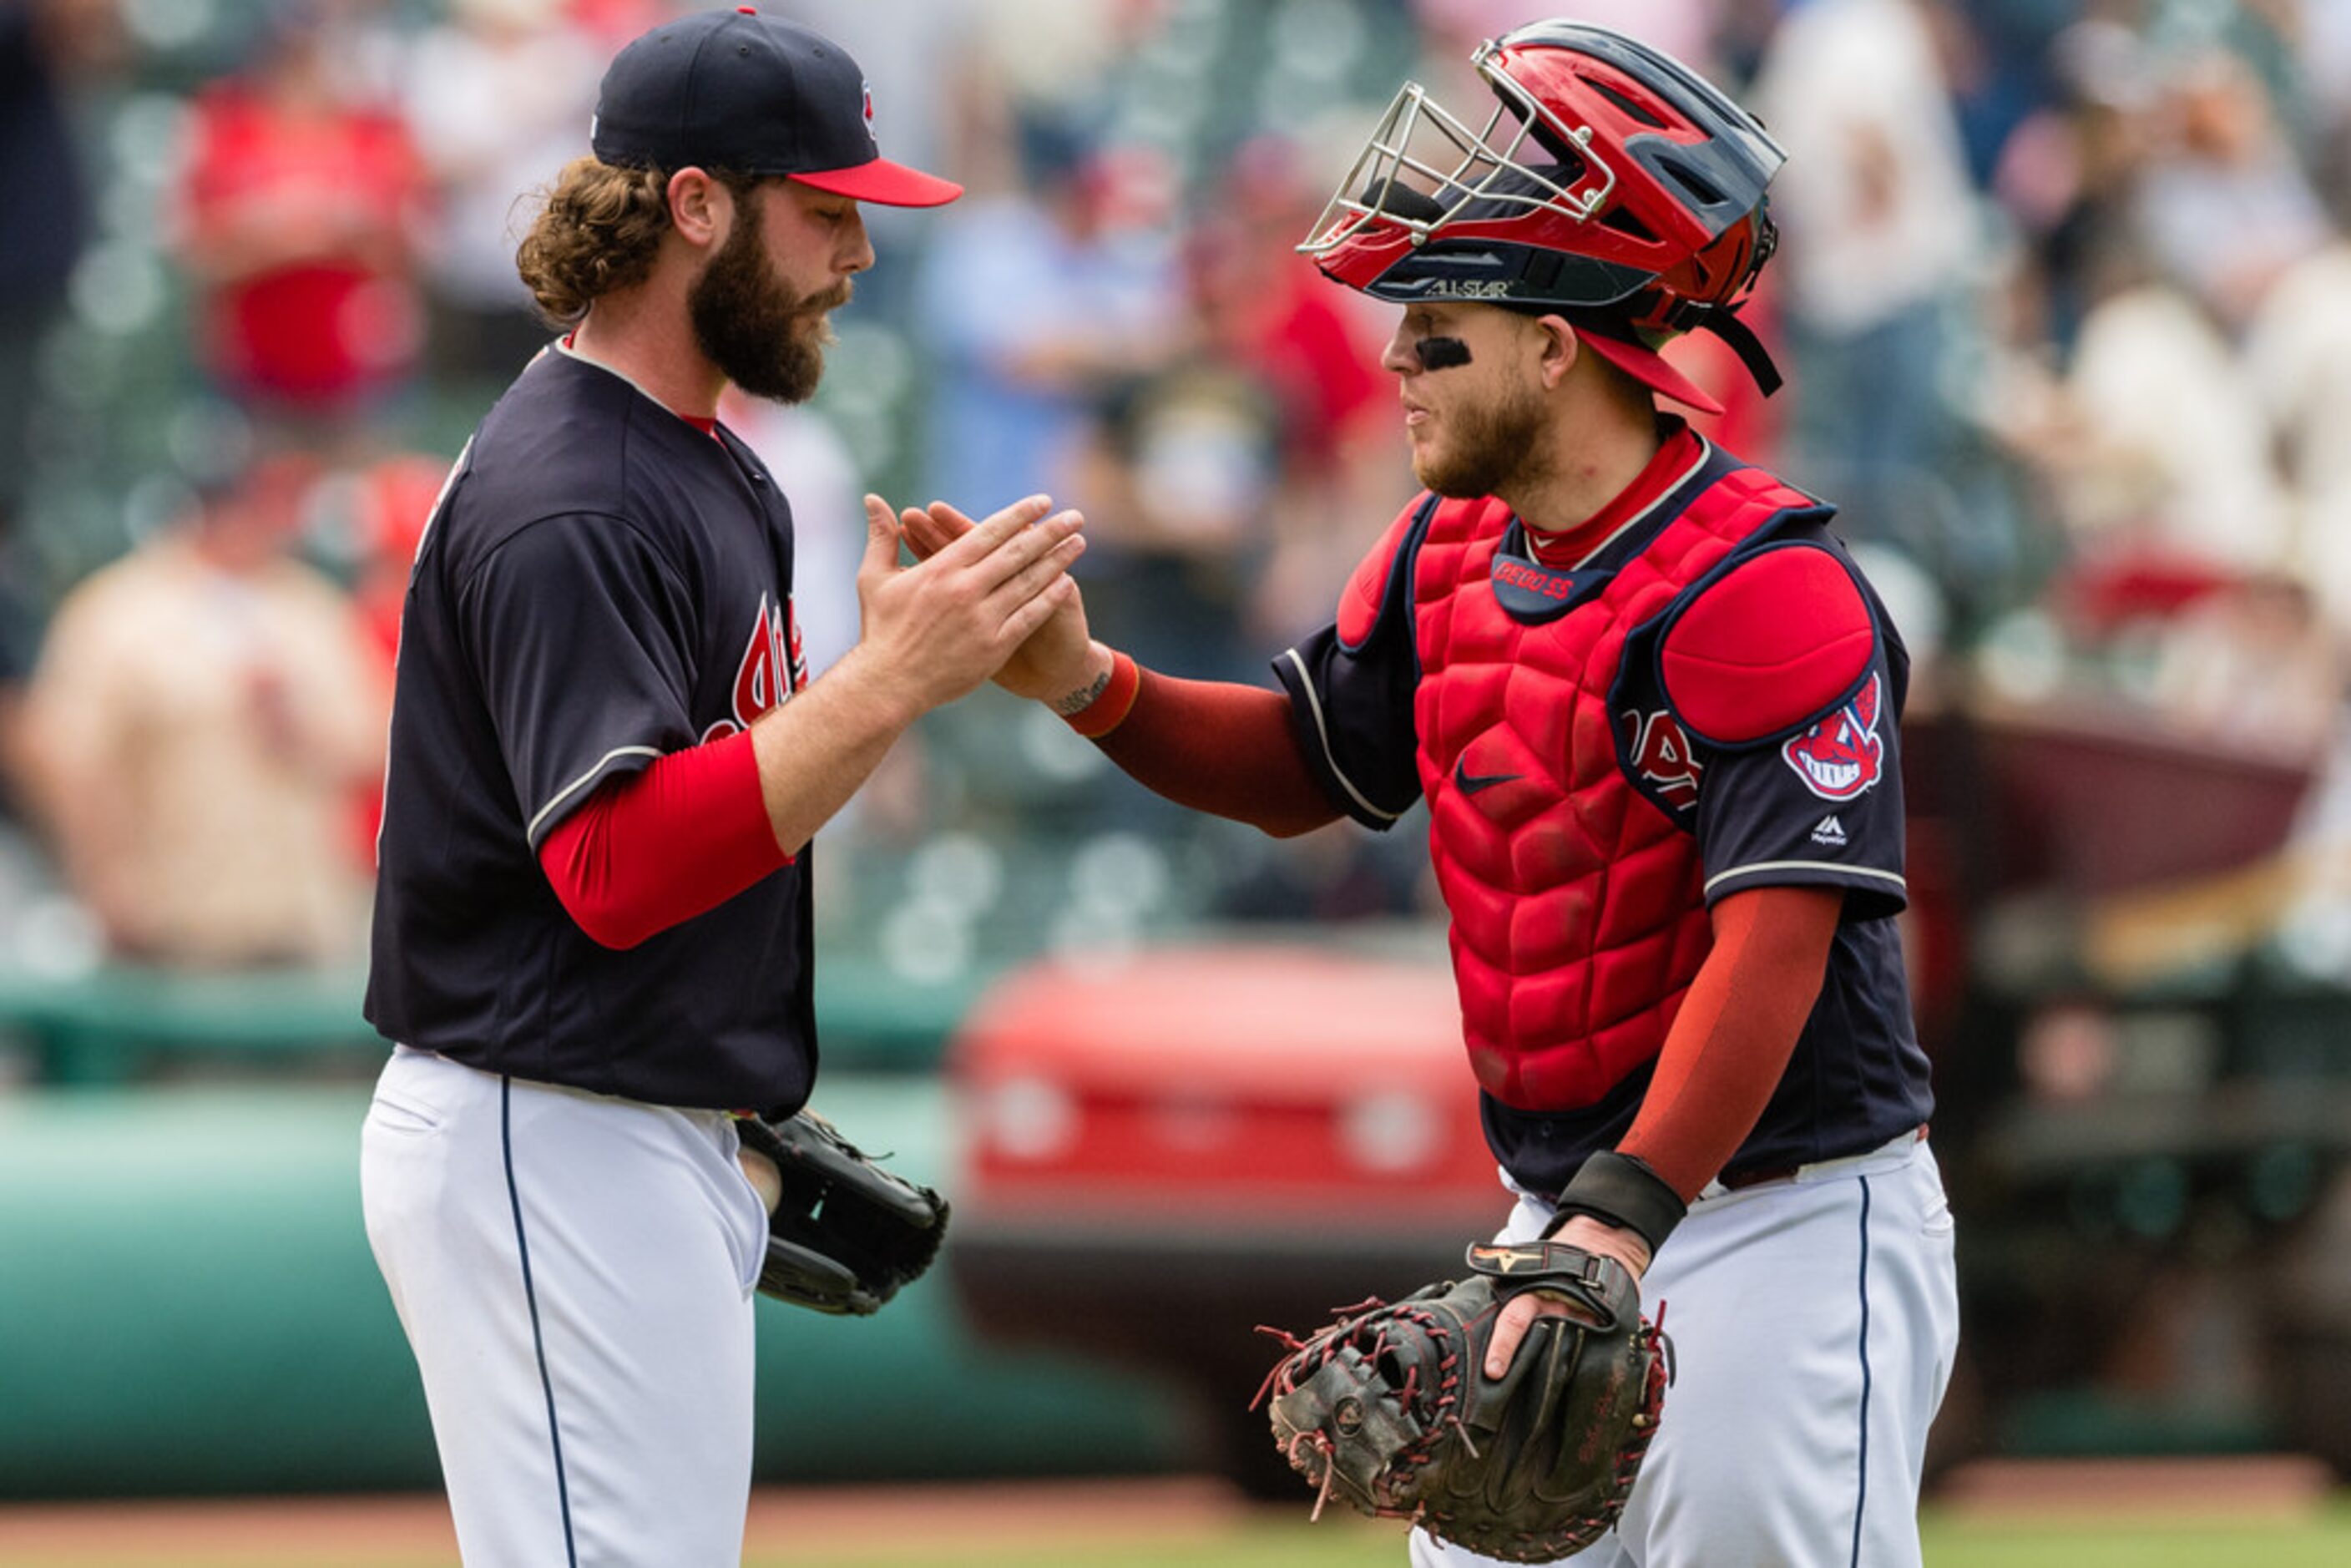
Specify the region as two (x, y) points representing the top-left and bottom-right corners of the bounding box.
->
(537, 727), (788, 950)
(1069, 652), (1342, 838)
(1616, 884), (1844, 1200)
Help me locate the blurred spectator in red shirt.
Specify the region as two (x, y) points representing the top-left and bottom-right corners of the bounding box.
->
(346, 450), (440, 675)
(172, 3), (429, 434)
(1179, 135), (1398, 651)
(1196, 137), (1387, 477)
(559, 0), (669, 53)
(344, 448), (444, 858)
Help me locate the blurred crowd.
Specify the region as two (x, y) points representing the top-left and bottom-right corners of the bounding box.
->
(6, 0), (2351, 989)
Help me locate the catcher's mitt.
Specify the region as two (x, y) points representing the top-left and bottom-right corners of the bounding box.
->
(734, 1109), (949, 1315)
(1258, 1241), (1668, 1563)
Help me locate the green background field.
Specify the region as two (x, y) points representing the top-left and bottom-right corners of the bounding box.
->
(8, 1500), (2350, 1568)
(801, 1510), (2351, 1568)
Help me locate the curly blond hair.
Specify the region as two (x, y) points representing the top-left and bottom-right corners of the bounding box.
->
(514, 158), (760, 326)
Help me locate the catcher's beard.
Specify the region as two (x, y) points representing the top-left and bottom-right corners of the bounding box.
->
(1414, 375), (1553, 501)
(690, 195), (849, 405)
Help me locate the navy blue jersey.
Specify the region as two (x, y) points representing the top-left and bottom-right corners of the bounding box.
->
(1488, 536), (1931, 1196)
(1275, 466), (1933, 1195)
(366, 346), (817, 1115)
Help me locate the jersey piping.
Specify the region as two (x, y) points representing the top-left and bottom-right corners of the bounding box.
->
(527, 744), (666, 844)
(1848, 1177), (1878, 1568)
(1704, 860), (1908, 896)
(502, 1078), (579, 1567)
(1280, 646), (1406, 822)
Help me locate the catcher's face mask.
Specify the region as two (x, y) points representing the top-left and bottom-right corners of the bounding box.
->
(1302, 23), (1784, 346)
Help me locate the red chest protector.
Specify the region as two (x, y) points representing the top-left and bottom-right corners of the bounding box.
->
(1408, 462), (1823, 1110)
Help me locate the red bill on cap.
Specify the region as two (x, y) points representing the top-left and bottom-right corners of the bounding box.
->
(1574, 329), (1726, 417)
(792, 159), (963, 209)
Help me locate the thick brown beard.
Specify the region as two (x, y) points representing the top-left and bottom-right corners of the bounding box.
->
(1413, 377), (1551, 500)
(688, 190), (848, 405)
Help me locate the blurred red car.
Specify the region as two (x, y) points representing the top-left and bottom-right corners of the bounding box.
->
(943, 935), (1500, 1490)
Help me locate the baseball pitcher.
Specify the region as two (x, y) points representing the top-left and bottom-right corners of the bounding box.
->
(358, 10), (1077, 1563)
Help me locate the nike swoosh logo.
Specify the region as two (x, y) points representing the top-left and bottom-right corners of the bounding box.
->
(1454, 759), (1521, 795)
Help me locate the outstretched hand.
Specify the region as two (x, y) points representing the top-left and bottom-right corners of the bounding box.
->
(903, 499), (1106, 706)
(851, 492), (1083, 717)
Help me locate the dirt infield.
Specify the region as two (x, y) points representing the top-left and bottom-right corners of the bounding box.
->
(0, 1491), (459, 1564)
(749, 1476), (1252, 1555)
(0, 1477), (1251, 1565)
(0, 1460), (2338, 1565)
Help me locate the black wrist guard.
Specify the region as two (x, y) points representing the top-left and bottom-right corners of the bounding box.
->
(1542, 1151), (1688, 1255)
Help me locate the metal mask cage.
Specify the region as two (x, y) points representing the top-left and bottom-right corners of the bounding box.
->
(1298, 40), (1621, 260)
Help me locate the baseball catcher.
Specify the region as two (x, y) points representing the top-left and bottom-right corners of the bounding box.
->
(1260, 1241), (1668, 1563)
(894, 16), (1959, 1563)
(736, 1109), (951, 1315)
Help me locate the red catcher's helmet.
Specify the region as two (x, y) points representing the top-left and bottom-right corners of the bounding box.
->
(1300, 22), (1786, 407)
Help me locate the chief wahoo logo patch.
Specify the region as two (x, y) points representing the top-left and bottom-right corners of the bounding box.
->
(1782, 673), (1883, 802)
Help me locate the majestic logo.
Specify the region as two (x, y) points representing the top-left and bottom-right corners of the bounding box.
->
(1625, 708), (1702, 809)
(1454, 756), (1521, 796)
(702, 593), (801, 742)
(1782, 675), (1884, 802)
(1810, 814), (1848, 846)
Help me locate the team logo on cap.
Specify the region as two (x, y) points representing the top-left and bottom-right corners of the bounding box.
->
(861, 79), (876, 144)
(1782, 674), (1883, 801)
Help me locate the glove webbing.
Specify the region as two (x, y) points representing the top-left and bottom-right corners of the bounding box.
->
(1256, 1297), (1474, 1520)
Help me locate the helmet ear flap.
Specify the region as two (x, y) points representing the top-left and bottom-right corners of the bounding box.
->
(1696, 227), (1752, 302)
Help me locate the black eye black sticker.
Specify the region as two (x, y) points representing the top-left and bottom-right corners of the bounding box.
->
(1414, 336), (1472, 371)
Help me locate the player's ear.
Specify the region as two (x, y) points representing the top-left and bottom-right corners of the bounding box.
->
(666, 167), (727, 250)
(1529, 312), (1580, 391)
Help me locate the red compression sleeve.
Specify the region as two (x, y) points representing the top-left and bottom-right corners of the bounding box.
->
(1074, 658), (1342, 838)
(537, 728), (788, 949)
(1617, 885), (1843, 1199)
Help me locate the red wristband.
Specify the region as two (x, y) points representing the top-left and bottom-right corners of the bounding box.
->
(1060, 650), (1140, 739)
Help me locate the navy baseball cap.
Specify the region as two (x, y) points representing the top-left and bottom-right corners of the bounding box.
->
(590, 7), (961, 207)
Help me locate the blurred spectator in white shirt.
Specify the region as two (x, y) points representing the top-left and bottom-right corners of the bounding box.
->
(1751, 0), (1978, 504)
(2134, 47), (2331, 332)
(2243, 240), (2351, 621)
(2000, 266), (2290, 577)
(913, 126), (1178, 516)
(402, 0), (599, 387)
